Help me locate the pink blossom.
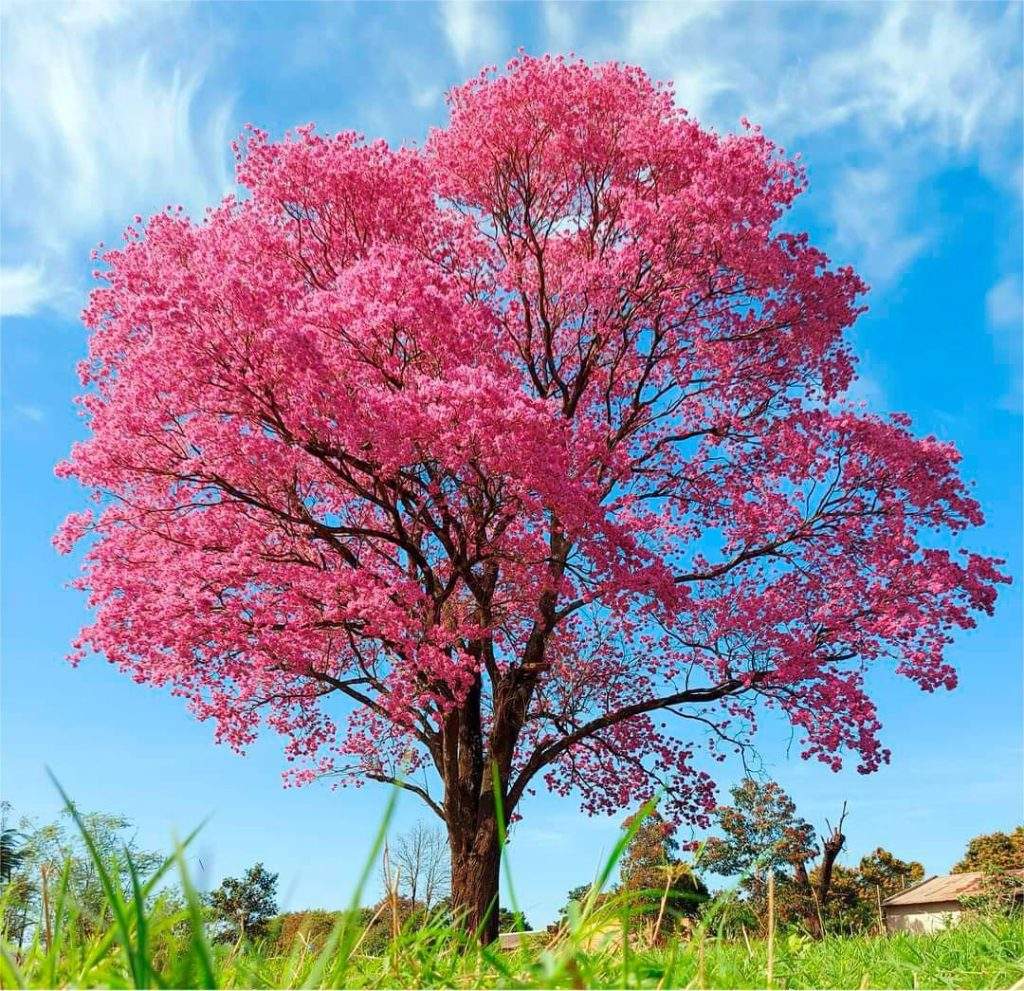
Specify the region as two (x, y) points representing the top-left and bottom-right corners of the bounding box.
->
(57, 55), (1007, 831)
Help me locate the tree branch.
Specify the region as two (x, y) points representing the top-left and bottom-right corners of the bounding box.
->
(507, 673), (771, 810)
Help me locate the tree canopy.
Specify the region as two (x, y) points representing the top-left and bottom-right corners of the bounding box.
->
(209, 863), (279, 943)
(56, 53), (1007, 937)
(953, 827), (1024, 874)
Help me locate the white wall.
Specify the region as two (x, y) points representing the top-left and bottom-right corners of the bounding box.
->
(884, 902), (963, 934)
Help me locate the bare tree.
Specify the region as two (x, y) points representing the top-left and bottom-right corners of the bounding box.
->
(384, 822), (450, 912)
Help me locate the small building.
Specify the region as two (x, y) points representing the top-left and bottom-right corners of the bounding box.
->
(882, 871), (1024, 934)
(497, 929), (546, 951)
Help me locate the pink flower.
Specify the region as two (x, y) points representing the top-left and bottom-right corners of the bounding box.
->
(55, 54), (1007, 829)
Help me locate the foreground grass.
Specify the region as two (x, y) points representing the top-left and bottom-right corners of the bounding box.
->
(5, 912), (1022, 990)
(3, 784), (1022, 989)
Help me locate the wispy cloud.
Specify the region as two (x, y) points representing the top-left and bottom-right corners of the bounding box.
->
(987, 274), (1024, 330)
(440, 0), (506, 69)
(986, 273), (1023, 412)
(622, 0), (724, 62)
(543, 2), (1021, 284)
(842, 369), (888, 413)
(1, 263), (50, 318)
(828, 166), (930, 288)
(12, 403), (45, 424)
(1, 1), (236, 317)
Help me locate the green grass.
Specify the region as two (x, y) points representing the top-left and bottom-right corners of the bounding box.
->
(5, 905), (1021, 990)
(3, 786), (1022, 990)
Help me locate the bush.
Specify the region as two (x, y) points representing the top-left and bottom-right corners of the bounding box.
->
(273, 910), (347, 952)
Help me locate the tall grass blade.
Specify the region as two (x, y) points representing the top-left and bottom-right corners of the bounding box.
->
(125, 848), (150, 988)
(490, 760), (525, 934)
(47, 771), (142, 985)
(172, 838), (217, 989)
(301, 782), (399, 989)
(580, 794), (658, 921)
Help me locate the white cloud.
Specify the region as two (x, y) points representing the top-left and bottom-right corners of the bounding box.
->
(541, 1), (575, 54)
(1, 263), (49, 317)
(829, 166), (929, 288)
(545, 2), (1021, 285)
(1, 2), (236, 317)
(13, 404), (45, 423)
(987, 274), (1023, 330)
(986, 273), (1023, 412)
(56, 0), (135, 31)
(440, 0), (506, 69)
(845, 6), (1014, 153)
(623, 0), (723, 62)
(602, 1), (1021, 173)
(411, 86), (442, 110)
(842, 370), (888, 412)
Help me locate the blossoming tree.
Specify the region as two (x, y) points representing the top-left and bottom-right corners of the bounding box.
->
(57, 56), (1006, 940)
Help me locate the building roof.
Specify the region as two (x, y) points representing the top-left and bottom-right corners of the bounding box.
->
(882, 870), (1024, 907)
(497, 930), (546, 950)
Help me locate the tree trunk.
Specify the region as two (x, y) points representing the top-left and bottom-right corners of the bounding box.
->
(448, 818), (501, 944)
(793, 860), (822, 937)
(816, 816), (846, 908)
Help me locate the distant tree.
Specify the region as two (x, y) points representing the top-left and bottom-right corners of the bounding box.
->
(620, 809), (708, 921)
(702, 778), (847, 937)
(272, 909), (347, 952)
(497, 906), (533, 932)
(699, 893), (759, 938)
(557, 809), (709, 934)
(558, 883), (598, 921)
(0, 805), (32, 948)
(384, 821), (450, 912)
(953, 827), (1024, 874)
(805, 863), (870, 933)
(358, 893), (453, 954)
(208, 863), (278, 943)
(2, 805), (163, 943)
(701, 779), (817, 878)
(620, 809), (680, 891)
(1, 828), (25, 883)
(778, 847), (926, 936)
(858, 847), (924, 896)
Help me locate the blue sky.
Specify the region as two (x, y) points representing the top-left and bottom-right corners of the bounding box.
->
(2, 1), (1021, 926)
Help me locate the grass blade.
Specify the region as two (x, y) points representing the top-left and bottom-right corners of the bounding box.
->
(172, 837), (218, 989)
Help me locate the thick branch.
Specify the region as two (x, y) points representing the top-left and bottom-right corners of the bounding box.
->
(365, 772), (446, 821)
(507, 673), (770, 810)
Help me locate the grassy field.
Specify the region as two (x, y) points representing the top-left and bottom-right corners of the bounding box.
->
(3, 787), (1022, 989)
(4, 903), (1022, 989)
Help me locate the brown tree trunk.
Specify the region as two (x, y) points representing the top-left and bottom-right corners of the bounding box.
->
(793, 860), (823, 937)
(793, 802), (848, 939)
(814, 806), (848, 921)
(448, 816), (501, 944)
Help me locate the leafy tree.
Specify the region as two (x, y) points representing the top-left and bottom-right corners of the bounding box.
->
(858, 847), (923, 900)
(620, 809), (708, 921)
(831, 847), (926, 933)
(953, 827), (1024, 874)
(558, 883), (598, 922)
(703, 779), (847, 936)
(700, 893), (760, 938)
(1, 804), (162, 943)
(56, 53), (1006, 939)
(557, 812), (708, 931)
(1, 827), (25, 882)
(620, 809), (681, 891)
(208, 863), (278, 943)
(272, 909), (347, 952)
(497, 906), (533, 932)
(701, 779), (817, 879)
